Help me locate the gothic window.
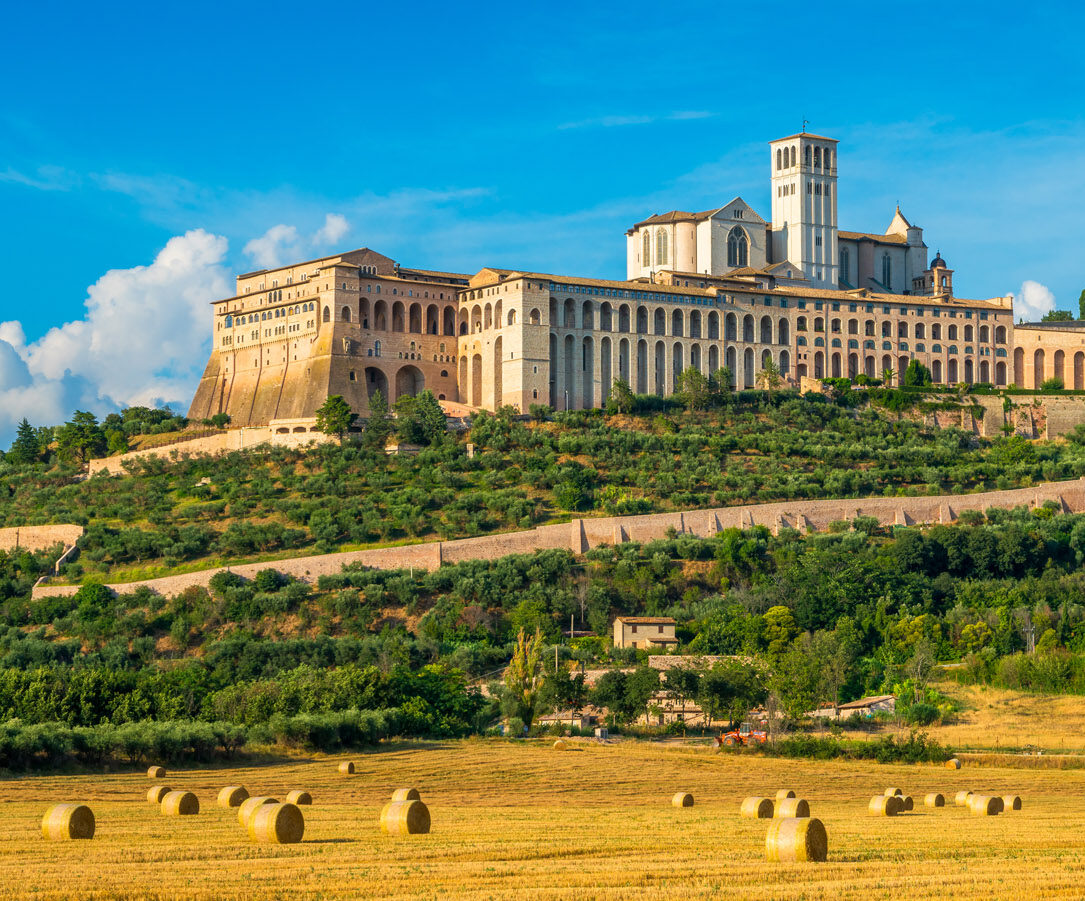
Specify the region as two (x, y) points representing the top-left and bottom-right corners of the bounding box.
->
(839, 247), (850, 284)
(656, 229), (668, 266)
(642, 230), (651, 265)
(881, 253), (892, 290)
(727, 227), (748, 268)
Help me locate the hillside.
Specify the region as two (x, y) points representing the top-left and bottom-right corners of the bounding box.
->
(6, 391), (1085, 587)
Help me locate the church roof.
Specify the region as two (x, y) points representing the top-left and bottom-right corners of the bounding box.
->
(771, 132), (839, 143)
(630, 209), (717, 228)
(838, 230), (909, 245)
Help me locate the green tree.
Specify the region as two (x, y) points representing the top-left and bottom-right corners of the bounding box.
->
(903, 359), (933, 388)
(55, 411), (106, 463)
(711, 367), (734, 393)
(394, 390), (446, 445)
(7, 418), (42, 464)
(1079, 289), (1085, 320)
(503, 628), (545, 729)
(881, 367), (896, 387)
(607, 379), (635, 414)
(675, 367), (710, 411)
(315, 395), (356, 443)
(364, 390), (392, 447)
(756, 358), (783, 391)
(1042, 309), (1074, 322)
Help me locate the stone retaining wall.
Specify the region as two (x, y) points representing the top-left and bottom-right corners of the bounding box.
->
(30, 478), (1085, 599)
(0, 525), (83, 554)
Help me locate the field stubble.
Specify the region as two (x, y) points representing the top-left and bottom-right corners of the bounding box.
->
(7, 740), (1085, 900)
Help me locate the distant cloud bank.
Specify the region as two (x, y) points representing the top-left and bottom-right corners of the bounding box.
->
(1010, 280), (1057, 321)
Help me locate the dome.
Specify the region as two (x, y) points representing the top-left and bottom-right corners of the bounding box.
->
(931, 252), (947, 269)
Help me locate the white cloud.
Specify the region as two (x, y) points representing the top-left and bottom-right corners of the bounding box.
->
(0, 230), (230, 445)
(557, 110), (715, 130)
(1010, 280), (1056, 322)
(243, 214), (351, 269)
(243, 223), (301, 269)
(313, 213), (349, 247)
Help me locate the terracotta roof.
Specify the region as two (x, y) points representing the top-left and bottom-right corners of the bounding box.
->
(630, 209), (718, 229)
(1016, 321), (1085, 330)
(769, 284), (1010, 310)
(837, 230), (909, 246)
(837, 695), (895, 710)
(771, 132), (839, 143)
(476, 270), (719, 299)
(615, 616), (676, 625)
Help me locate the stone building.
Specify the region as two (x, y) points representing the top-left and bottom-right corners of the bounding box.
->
(189, 130), (1055, 426)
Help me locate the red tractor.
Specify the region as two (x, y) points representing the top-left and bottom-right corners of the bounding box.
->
(717, 721), (768, 747)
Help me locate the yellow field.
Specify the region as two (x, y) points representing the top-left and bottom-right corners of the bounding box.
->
(10, 739), (1085, 900)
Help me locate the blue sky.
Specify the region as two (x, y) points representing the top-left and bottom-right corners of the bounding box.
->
(1, 0), (1083, 441)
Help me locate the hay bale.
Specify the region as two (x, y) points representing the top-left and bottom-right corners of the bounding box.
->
(147, 765), (166, 779)
(765, 817), (827, 862)
(924, 792), (945, 808)
(286, 790), (312, 806)
(217, 786), (249, 809)
(775, 798), (810, 818)
(237, 796), (278, 828)
(147, 784), (171, 804)
(946, 758), (961, 769)
(1002, 795), (1022, 811)
(884, 787), (903, 796)
(380, 799), (431, 835)
(868, 795), (901, 816)
(954, 790), (974, 807)
(775, 789), (796, 800)
(391, 788), (420, 802)
(41, 804), (95, 841)
(338, 761), (355, 775)
(740, 797), (774, 819)
(249, 802), (304, 844)
(553, 740), (567, 750)
(969, 795), (1001, 816)
(161, 790), (199, 816)
(900, 795), (914, 811)
(992, 796), (1005, 813)
(672, 792), (694, 808)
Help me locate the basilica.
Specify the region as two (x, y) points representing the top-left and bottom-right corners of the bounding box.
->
(188, 131), (1073, 428)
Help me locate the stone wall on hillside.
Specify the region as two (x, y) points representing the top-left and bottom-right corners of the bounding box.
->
(0, 525), (83, 553)
(30, 478), (1085, 600)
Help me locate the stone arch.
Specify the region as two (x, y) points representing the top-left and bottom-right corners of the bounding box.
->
(341, 305), (351, 322)
(654, 340), (666, 395)
(365, 367), (389, 401)
(564, 298), (575, 328)
(654, 308), (666, 336)
(409, 303), (422, 333)
(484, 302), (492, 330)
(636, 339), (648, 392)
(760, 316), (772, 344)
(1076, 352), (1085, 390)
(529, 308), (541, 325)
(932, 358), (943, 383)
(672, 342), (684, 390)
(964, 358), (974, 383)
(831, 352), (841, 378)
(582, 300), (594, 329)
(725, 312), (737, 341)
(725, 345), (737, 387)
(690, 310), (702, 339)
(600, 336), (612, 404)
(395, 365), (424, 401)
(708, 343), (719, 373)
(779, 349), (790, 376)
(1013, 346), (1025, 385)
(472, 304), (483, 333)
(996, 360), (1007, 386)
(672, 309), (684, 337)
(600, 302), (612, 331)
(582, 336), (594, 408)
(742, 314), (754, 342)
(1054, 349), (1065, 384)
(374, 300), (388, 330)
(459, 307), (469, 336)
(618, 336), (630, 384)
(813, 350), (824, 378)
(493, 335), (503, 408)
(1034, 348), (1045, 387)
(708, 310), (720, 340)
(564, 334), (575, 408)
(392, 302), (405, 332)
(426, 304), (439, 335)
(743, 347), (755, 387)
(778, 318), (790, 345)
(444, 305), (456, 336)
(618, 304), (630, 332)
(323, 305), (331, 323)
(979, 360), (990, 383)
(636, 306), (648, 334)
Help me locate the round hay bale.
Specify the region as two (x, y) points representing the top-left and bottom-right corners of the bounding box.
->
(338, 761), (355, 775)
(286, 790), (312, 806)
(969, 795), (1000, 816)
(900, 795), (914, 811)
(924, 792), (945, 808)
(740, 797), (774, 819)
(775, 797), (810, 818)
(775, 789), (796, 800)
(946, 758), (961, 769)
(41, 804), (95, 841)
(161, 790), (199, 816)
(380, 799), (431, 835)
(884, 787), (903, 796)
(868, 795), (900, 816)
(217, 786), (249, 809)
(553, 740), (567, 750)
(954, 790), (973, 807)
(147, 765), (166, 779)
(237, 796), (278, 828)
(992, 796), (1005, 813)
(765, 816), (827, 863)
(672, 792), (694, 808)
(1003, 795), (1022, 811)
(391, 788), (420, 802)
(147, 784), (171, 804)
(249, 802), (304, 844)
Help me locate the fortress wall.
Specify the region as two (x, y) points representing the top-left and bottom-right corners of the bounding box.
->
(1041, 396), (1085, 439)
(0, 525), (83, 553)
(31, 477), (1085, 600)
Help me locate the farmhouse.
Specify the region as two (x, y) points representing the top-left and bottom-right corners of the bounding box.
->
(612, 616), (678, 650)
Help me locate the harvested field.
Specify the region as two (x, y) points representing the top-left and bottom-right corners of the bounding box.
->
(7, 739), (1085, 899)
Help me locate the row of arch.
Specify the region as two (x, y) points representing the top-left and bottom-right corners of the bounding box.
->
(796, 317), (1006, 344)
(1015, 348), (1085, 390)
(332, 300), (460, 336)
(795, 353), (1007, 386)
(775, 144), (833, 171)
(546, 336), (794, 409)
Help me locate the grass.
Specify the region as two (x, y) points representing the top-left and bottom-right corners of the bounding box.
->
(10, 738), (1085, 899)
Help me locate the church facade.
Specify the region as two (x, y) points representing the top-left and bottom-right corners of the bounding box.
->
(188, 131), (1053, 428)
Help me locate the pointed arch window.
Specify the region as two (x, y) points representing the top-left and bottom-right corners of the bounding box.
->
(656, 229), (668, 266)
(881, 253), (892, 291)
(839, 246), (850, 283)
(642, 230), (651, 266)
(727, 227), (748, 268)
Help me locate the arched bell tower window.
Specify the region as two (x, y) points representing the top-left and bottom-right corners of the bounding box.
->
(727, 227), (748, 268)
(776, 148), (782, 170)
